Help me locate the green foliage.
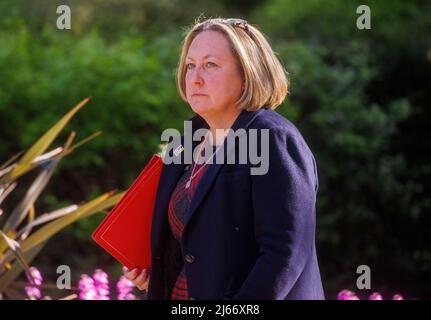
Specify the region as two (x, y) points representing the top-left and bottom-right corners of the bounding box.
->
(0, 25), (190, 180)
(252, 0), (431, 296)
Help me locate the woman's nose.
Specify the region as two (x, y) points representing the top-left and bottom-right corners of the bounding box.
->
(191, 66), (204, 85)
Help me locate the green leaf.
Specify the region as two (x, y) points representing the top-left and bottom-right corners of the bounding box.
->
(3, 158), (60, 233)
(19, 191), (123, 253)
(4, 97), (91, 181)
(0, 231), (33, 284)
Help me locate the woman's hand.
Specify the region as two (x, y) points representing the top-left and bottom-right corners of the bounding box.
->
(123, 266), (150, 291)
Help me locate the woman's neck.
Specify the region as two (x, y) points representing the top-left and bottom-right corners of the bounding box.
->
(202, 108), (242, 146)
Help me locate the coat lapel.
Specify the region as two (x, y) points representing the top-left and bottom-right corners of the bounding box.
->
(150, 114), (206, 254)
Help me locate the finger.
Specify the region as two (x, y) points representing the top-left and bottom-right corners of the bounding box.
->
(139, 269), (150, 291)
(124, 268), (139, 281)
(137, 278), (149, 291)
(137, 281), (149, 291)
(141, 274), (150, 290)
(134, 270), (149, 290)
(134, 269), (147, 284)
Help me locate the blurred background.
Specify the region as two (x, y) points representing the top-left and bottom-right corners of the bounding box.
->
(0, 0), (430, 299)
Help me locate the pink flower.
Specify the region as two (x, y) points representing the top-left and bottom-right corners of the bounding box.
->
(76, 269), (138, 300)
(369, 292), (383, 300)
(337, 289), (406, 300)
(24, 266), (43, 299)
(93, 269), (109, 286)
(93, 269), (110, 300)
(79, 288), (98, 300)
(26, 266), (43, 286)
(116, 276), (136, 300)
(337, 290), (360, 300)
(78, 274), (98, 300)
(25, 286), (42, 300)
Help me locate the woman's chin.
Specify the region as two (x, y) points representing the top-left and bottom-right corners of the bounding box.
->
(190, 102), (213, 115)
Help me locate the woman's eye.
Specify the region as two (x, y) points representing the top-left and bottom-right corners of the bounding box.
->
(186, 62), (216, 70)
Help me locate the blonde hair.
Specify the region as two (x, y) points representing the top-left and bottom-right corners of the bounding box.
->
(176, 17), (289, 111)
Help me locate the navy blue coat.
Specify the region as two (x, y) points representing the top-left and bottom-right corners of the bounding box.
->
(147, 107), (325, 300)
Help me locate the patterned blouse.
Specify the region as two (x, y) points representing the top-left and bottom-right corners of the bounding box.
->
(167, 142), (216, 300)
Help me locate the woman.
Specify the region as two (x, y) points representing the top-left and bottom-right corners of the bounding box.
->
(124, 17), (325, 300)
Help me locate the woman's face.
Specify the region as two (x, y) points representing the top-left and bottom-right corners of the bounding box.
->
(185, 30), (244, 118)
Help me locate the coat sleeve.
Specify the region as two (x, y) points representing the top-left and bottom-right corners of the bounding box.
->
(232, 126), (319, 300)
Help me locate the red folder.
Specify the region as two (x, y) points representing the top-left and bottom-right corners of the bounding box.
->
(92, 154), (163, 271)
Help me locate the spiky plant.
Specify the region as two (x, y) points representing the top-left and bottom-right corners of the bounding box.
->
(0, 97), (125, 299)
